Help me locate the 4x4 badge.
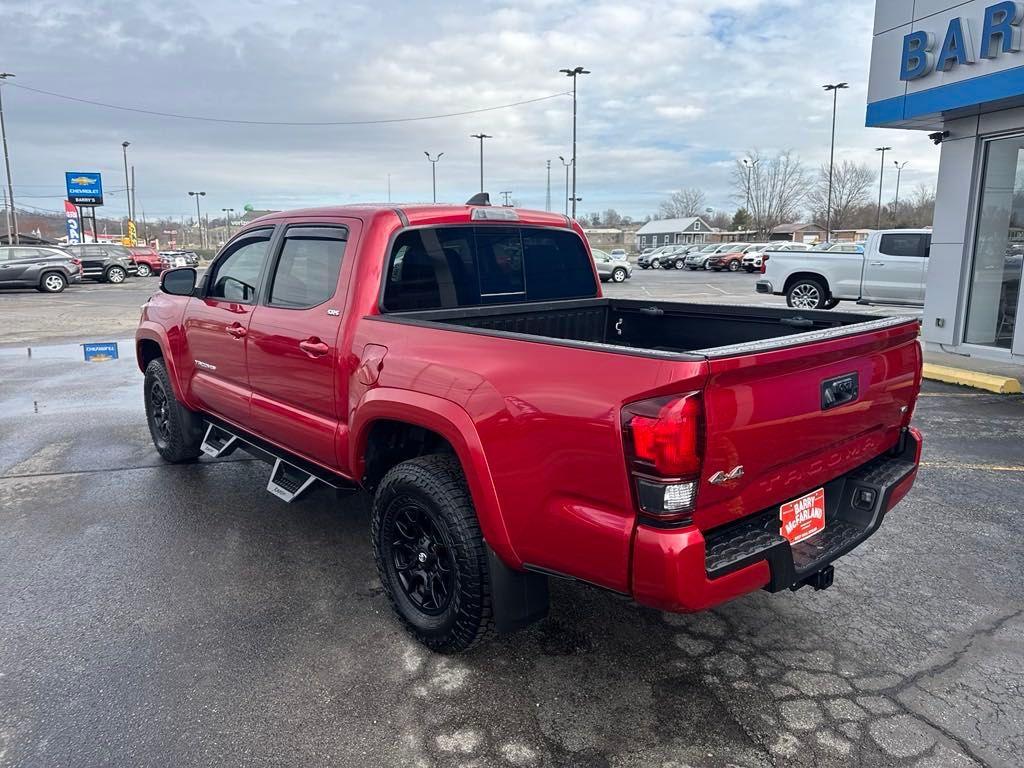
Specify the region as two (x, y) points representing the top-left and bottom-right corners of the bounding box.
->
(709, 466), (744, 485)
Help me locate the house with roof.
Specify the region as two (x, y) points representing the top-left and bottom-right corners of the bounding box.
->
(769, 222), (825, 243)
(634, 217), (713, 250)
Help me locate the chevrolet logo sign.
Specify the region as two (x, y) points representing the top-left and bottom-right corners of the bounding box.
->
(69, 176), (97, 186)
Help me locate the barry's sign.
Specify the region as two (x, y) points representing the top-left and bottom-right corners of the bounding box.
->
(901, 1), (1024, 81)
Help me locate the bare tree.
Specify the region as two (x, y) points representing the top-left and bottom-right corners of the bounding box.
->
(708, 210), (733, 230)
(658, 188), (707, 219)
(732, 150), (809, 235)
(805, 161), (875, 231)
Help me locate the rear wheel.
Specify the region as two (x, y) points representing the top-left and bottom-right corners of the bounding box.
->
(372, 454), (494, 653)
(612, 267), (628, 283)
(136, 263), (152, 277)
(105, 265), (127, 284)
(786, 278), (829, 309)
(144, 358), (204, 463)
(38, 272), (67, 293)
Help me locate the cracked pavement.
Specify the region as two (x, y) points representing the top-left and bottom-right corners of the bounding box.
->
(1, 334), (1022, 767)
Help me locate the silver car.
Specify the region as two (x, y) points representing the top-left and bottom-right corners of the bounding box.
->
(593, 249), (632, 283)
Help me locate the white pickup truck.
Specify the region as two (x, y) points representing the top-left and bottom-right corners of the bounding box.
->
(756, 229), (931, 310)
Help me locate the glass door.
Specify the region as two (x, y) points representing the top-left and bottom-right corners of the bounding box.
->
(965, 135), (1024, 353)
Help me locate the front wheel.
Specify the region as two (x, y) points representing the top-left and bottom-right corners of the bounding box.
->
(673, 258), (685, 270)
(728, 261), (741, 272)
(651, 260), (661, 269)
(144, 358), (204, 462)
(38, 272), (68, 293)
(136, 263), (152, 277)
(612, 267), (628, 283)
(786, 278), (830, 309)
(105, 265), (127, 284)
(372, 455), (494, 653)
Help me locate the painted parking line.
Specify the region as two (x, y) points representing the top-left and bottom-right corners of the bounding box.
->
(921, 461), (1024, 473)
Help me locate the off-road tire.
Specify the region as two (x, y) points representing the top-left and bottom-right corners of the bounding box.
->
(371, 454), (494, 653)
(144, 358), (204, 463)
(38, 272), (68, 293)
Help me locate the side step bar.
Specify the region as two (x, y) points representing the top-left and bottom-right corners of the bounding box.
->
(200, 419), (358, 504)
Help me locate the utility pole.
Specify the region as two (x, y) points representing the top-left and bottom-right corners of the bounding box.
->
(121, 142), (132, 224)
(559, 66), (590, 220)
(424, 152), (444, 203)
(822, 82), (849, 242)
(0, 73), (20, 244)
(500, 190), (513, 207)
(742, 157), (760, 236)
(130, 165), (137, 232)
(188, 191), (206, 249)
(2, 185), (10, 243)
(545, 160), (552, 212)
(875, 146), (892, 230)
(470, 134), (491, 192)
(893, 161), (909, 224)
(558, 156), (571, 216)
(222, 208), (235, 239)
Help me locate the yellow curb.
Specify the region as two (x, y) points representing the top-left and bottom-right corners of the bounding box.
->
(922, 363), (1022, 394)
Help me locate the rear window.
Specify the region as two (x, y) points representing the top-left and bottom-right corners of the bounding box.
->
(383, 226), (597, 311)
(879, 233), (931, 258)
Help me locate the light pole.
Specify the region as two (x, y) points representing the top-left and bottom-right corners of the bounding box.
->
(546, 160), (551, 212)
(470, 134), (491, 192)
(222, 208), (235, 239)
(893, 161), (909, 224)
(121, 142), (132, 225)
(424, 151), (444, 203)
(742, 157), (759, 235)
(0, 73), (19, 244)
(559, 66), (590, 220)
(558, 156), (571, 216)
(875, 147), (892, 229)
(822, 82), (849, 242)
(188, 191), (206, 249)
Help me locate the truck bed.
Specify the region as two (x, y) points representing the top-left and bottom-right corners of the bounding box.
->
(386, 298), (913, 359)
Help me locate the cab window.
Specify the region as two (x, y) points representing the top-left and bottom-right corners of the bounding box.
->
(267, 226), (348, 309)
(207, 229), (273, 302)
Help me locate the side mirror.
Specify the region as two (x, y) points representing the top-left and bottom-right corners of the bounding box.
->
(160, 267), (197, 296)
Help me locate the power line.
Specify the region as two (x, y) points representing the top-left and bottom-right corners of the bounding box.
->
(7, 83), (570, 126)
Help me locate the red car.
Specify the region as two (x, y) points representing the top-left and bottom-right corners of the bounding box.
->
(136, 200), (923, 652)
(129, 246), (163, 277)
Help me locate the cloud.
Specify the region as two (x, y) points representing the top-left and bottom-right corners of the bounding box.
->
(1, 0), (937, 221)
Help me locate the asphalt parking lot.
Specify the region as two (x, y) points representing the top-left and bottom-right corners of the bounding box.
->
(0, 274), (1018, 768)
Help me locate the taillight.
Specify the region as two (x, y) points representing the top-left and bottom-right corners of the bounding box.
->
(622, 393), (703, 523)
(760, 254), (769, 274)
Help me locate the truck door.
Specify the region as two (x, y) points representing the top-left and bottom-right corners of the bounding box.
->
(246, 222), (353, 468)
(862, 233), (929, 304)
(183, 228), (275, 425)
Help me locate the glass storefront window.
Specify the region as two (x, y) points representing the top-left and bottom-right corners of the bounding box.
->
(965, 136), (1024, 349)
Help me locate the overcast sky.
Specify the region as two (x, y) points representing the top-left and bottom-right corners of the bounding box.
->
(2, 0), (937, 223)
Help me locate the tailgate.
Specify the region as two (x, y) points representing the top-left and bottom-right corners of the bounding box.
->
(695, 318), (921, 531)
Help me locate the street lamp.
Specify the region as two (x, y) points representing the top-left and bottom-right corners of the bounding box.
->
(742, 158), (759, 234)
(875, 147), (892, 229)
(822, 82), (849, 242)
(0, 72), (19, 244)
(559, 66), (590, 220)
(188, 191), (206, 249)
(470, 134), (491, 192)
(558, 156), (571, 217)
(893, 161), (909, 223)
(424, 151), (444, 203)
(222, 207), (235, 239)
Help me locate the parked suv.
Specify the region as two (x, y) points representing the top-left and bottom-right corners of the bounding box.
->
(742, 242), (809, 272)
(63, 243), (137, 283)
(0, 245), (82, 293)
(129, 246), (163, 277)
(705, 243), (752, 272)
(593, 249), (632, 282)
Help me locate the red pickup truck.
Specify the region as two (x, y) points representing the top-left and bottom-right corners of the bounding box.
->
(136, 200), (923, 652)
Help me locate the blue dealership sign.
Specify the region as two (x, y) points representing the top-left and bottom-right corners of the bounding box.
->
(82, 342), (119, 362)
(66, 172), (104, 206)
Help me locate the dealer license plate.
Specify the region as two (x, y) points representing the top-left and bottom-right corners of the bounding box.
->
(779, 488), (825, 545)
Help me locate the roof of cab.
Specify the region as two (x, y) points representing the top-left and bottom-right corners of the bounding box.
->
(249, 203), (574, 229)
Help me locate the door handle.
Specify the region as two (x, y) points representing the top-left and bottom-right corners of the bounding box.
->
(226, 323), (247, 339)
(299, 338), (330, 358)
(869, 261), (885, 267)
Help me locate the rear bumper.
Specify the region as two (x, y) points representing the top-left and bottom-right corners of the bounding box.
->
(755, 280), (774, 294)
(630, 427), (922, 613)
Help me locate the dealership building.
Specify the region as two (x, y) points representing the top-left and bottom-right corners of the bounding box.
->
(870, 0), (1024, 364)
